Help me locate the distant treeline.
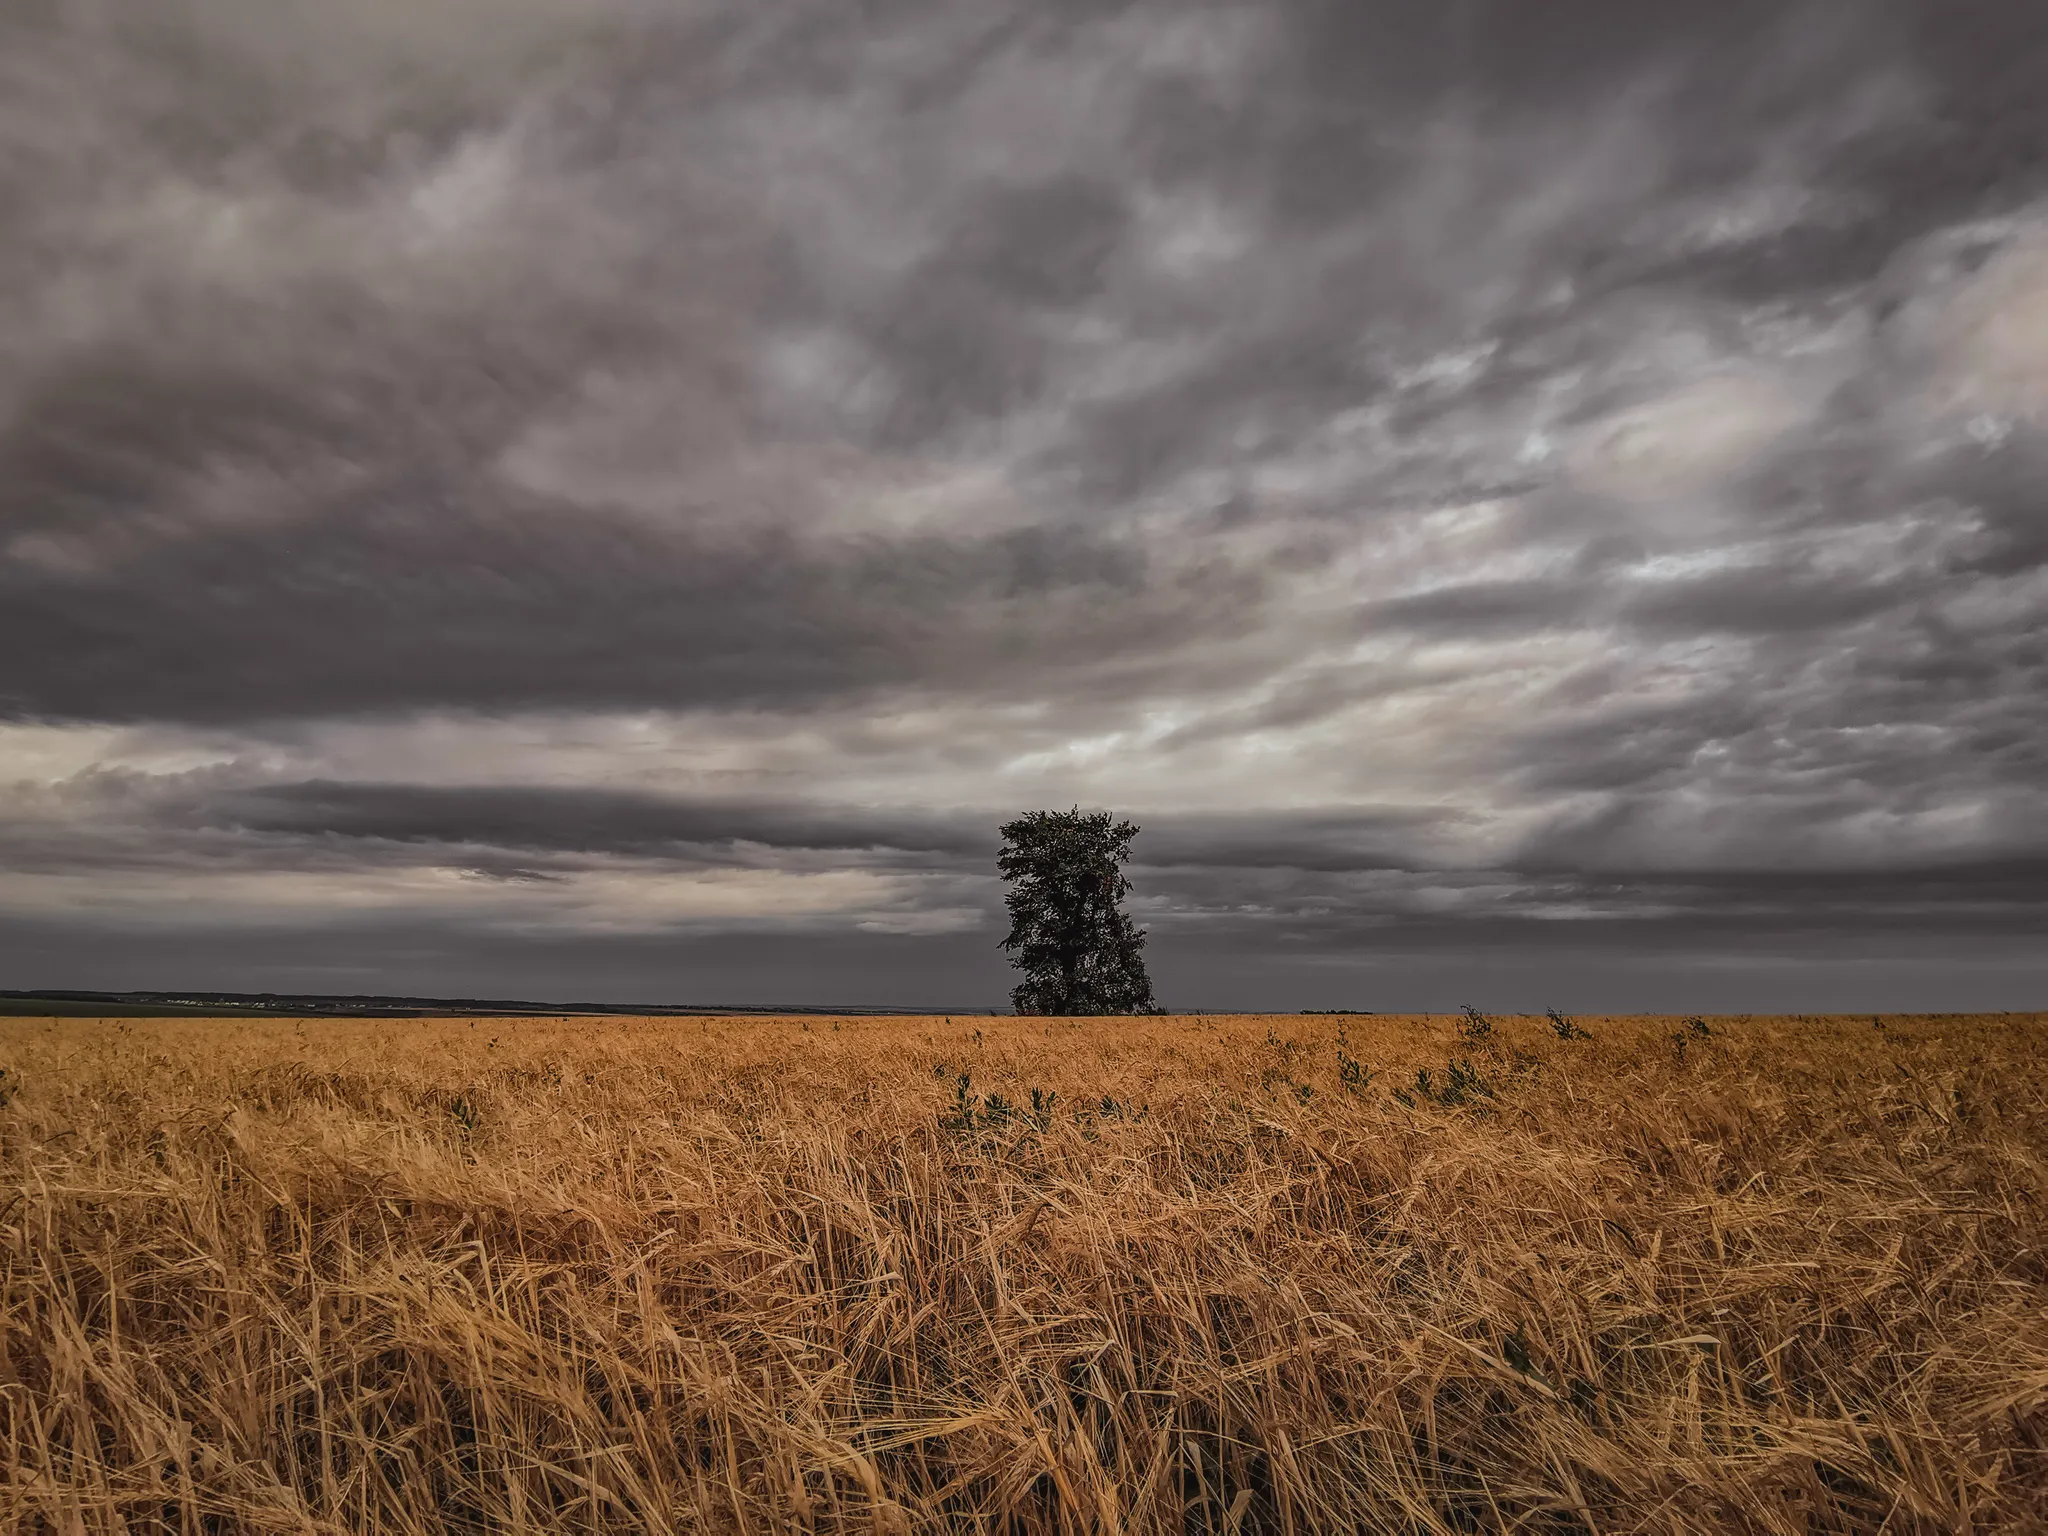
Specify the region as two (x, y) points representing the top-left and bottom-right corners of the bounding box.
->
(0, 991), (1006, 1019)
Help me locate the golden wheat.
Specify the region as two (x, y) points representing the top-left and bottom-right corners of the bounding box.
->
(2, 1010), (2044, 1533)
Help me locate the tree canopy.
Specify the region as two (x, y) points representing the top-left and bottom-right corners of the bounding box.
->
(997, 809), (1154, 1016)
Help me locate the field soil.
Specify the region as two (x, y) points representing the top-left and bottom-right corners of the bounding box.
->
(2, 1011), (2045, 1533)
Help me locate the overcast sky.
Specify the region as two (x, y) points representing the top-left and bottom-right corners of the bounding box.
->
(3, 0), (2045, 1011)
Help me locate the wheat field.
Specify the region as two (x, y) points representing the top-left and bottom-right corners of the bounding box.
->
(2, 1009), (2044, 1534)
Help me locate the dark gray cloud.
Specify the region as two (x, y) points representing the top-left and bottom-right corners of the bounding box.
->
(216, 781), (996, 862)
(7, 773), (2039, 979)
(3, 0), (2046, 1003)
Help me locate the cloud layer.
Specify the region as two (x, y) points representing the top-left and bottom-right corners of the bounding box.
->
(3, 0), (2046, 1007)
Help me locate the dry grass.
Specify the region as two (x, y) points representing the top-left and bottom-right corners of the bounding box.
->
(2, 1009), (2045, 1534)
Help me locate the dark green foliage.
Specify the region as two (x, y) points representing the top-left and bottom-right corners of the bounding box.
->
(1502, 1323), (1535, 1377)
(1547, 1008), (1592, 1041)
(1337, 1046), (1371, 1094)
(940, 1073), (978, 1132)
(1670, 1016), (1714, 1062)
(1457, 1005), (1494, 1044)
(1397, 1057), (1494, 1109)
(939, 1074), (1064, 1134)
(997, 809), (1154, 1016)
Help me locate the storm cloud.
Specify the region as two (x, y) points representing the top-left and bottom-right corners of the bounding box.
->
(3, 0), (2046, 1008)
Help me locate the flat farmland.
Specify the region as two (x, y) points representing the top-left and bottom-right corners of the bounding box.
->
(3, 1011), (2044, 1534)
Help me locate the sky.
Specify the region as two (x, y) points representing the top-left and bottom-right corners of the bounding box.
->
(2, 0), (2045, 1012)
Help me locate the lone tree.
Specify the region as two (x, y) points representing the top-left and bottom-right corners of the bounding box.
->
(997, 808), (1154, 1015)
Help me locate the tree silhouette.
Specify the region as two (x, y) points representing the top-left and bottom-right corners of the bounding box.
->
(997, 809), (1154, 1015)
